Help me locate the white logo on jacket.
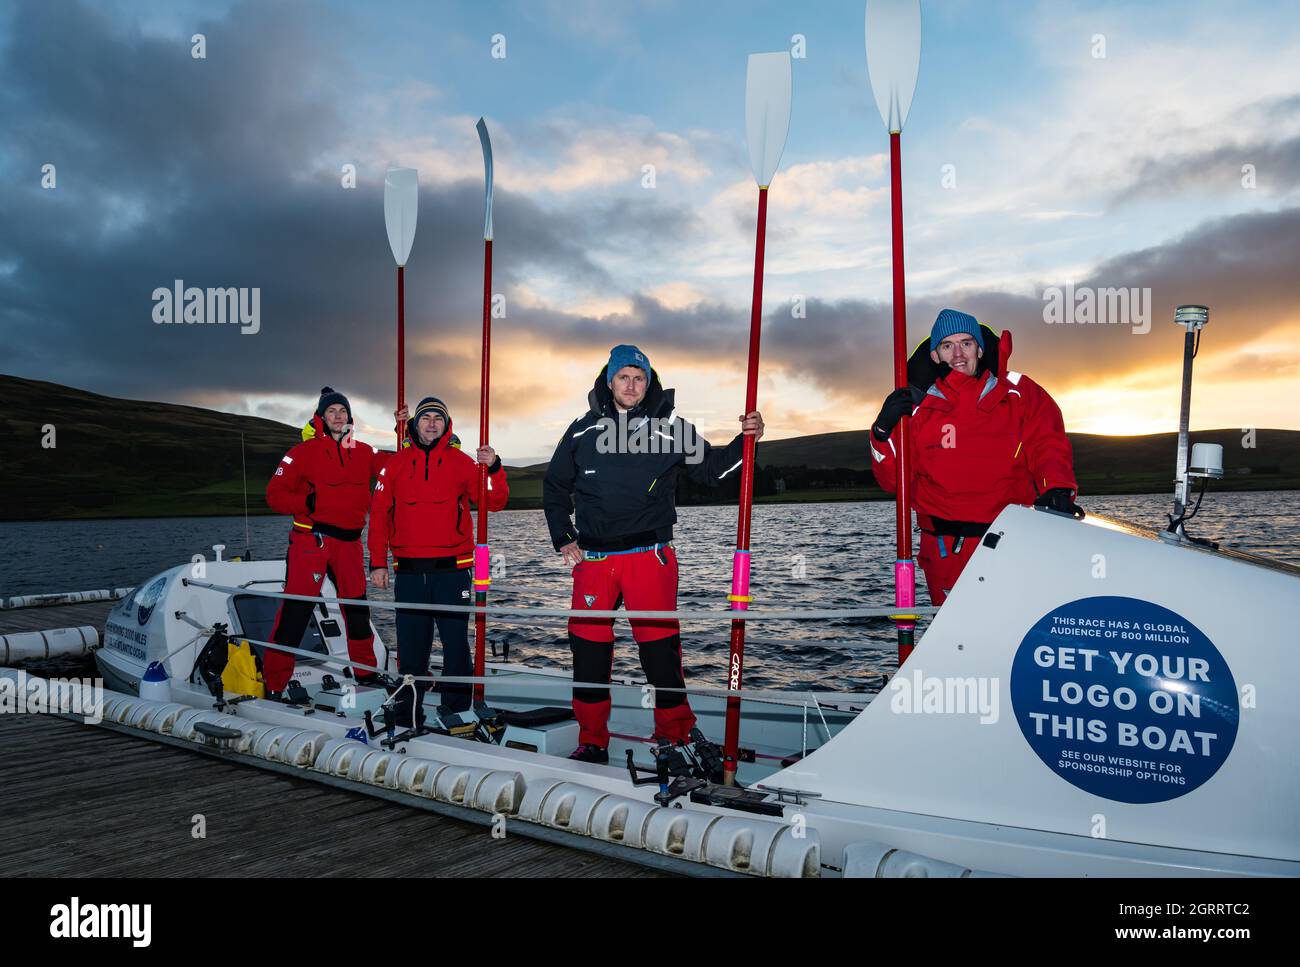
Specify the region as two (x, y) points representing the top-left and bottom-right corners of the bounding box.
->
(593, 412), (705, 464)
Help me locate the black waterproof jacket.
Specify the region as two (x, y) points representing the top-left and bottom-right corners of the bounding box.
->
(543, 370), (746, 552)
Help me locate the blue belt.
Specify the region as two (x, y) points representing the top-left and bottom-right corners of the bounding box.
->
(582, 541), (673, 561)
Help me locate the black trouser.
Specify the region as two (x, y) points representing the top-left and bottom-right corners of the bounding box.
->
(393, 568), (472, 724)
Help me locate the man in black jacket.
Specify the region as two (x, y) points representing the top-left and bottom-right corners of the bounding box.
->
(543, 344), (764, 762)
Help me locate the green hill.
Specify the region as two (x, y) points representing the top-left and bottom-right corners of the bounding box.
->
(750, 428), (1300, 495)
(508, 429), (1300, 507)
(1, 373), (1296, 520)
(1, 374), (303, 521)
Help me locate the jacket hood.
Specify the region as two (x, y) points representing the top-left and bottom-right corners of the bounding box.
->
(906, 325), (1012, 390)
(305, 411), (348, 442)
(588, 366), (674, 419)
(406, 410), (457, 452)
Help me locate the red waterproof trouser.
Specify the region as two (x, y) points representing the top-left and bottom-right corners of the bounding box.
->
(264, 529), (376, 691)
(915, 530), (981, 606)
(568, 546), (696, 747)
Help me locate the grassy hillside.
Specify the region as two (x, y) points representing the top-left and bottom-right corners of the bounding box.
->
(2, 373), (1296, 520)
(751, 428), (1300, 496)
(1, 374), (302, 521)
(504, 429), (1300, 508)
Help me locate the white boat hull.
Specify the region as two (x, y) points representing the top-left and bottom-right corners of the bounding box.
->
(21, 505), (1294, 876)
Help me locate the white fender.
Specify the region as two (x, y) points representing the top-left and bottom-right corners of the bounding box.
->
(252, 726), (309, 761)
(203, 714), (253, 744)
(171, 708), (213, 740)
(141, 702), (189, 734)
(473, 770), (526, 814)
(516, 777), (569, 822)
(433, 764), (481, 805)
(279, 731), (329, 767)
(701, 815), (787, 875)
(644, 809), (720, 862)
(349, 749), (398, 785)
(535, 782), (610, 834)
(124, 700), (164, 730)
(434, 765), (524, 812)
(843, 840), (1003, 878)
(99, 695), (129, 722)
(239, 723), (282, 754)
(109, 698), (143, 725)
(767, 825), (821, 879)
(589, 795), (662, 849)
(313, 738), (367, 774)
(389, 756), (446, 793)
(174, 711), (252, 744)
(417, 762), (444, 798)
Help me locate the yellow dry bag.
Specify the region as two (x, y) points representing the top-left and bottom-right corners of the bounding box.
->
(220, 639), (265, 698)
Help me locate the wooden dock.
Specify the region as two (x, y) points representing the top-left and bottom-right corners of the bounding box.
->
(0, 600), (675, 878)
(0, 714), (671, 877)
(0, 599), (115, 637)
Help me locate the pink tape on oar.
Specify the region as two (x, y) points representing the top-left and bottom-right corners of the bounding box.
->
(728, 549), (752, 610)
(473, 544), (491, 590)
(894, 559), (916, 630)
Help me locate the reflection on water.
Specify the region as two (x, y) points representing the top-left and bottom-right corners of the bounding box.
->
(3, 490), (1297, 693)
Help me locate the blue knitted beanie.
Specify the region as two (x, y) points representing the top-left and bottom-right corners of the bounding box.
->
(929, 309), (985, 351)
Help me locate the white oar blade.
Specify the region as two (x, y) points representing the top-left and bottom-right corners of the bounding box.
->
(476, 117), (494, 241)
(745, 51), (792, 188)
(383, 166), (419, 266)
(865, 0), (921, 133)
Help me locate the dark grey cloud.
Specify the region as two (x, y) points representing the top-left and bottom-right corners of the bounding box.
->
(1110, 93), (1300, 207)
(4, 0), (1296, 437)
(1113, 136), (1300, 207)
(2, 0), (347, 193)
(507, 204), (1300, 411)
(770, 205), (1300, 402)
(0, 0), (700, 423)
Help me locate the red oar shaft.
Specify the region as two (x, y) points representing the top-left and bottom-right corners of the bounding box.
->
(473, 239), (493, 703)
(889, 131), (917, 664)
(722, 186), (768, 785)
(396, 265), (406, 451)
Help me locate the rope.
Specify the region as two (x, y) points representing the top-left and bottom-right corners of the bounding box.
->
(183, 579), (938, 622)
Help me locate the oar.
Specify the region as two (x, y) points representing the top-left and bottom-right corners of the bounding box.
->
(722, 50), (792, 786)
(383, 166), (419, 450)
(473, 118), (495, 706)
(865, 0), (922, 665)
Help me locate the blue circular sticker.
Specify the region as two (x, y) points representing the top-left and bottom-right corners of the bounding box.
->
(1010, 596), (1238, 804)
(135, 576), (168, 627)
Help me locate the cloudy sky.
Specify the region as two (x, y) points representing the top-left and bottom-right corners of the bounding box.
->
(3, 0), (1298, 462)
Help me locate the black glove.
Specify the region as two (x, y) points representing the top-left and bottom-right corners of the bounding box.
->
(872, 386), (925, 441)
(305, 491), (317, 514)
(1034, 487), (1084, 518)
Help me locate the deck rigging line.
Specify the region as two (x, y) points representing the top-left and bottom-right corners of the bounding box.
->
(179, 634), (878, 708)
(183, 579), (938, 623)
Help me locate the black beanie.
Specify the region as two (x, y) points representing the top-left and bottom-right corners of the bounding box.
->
(315, 386), (353, 424)
(413, 396), (450, 425)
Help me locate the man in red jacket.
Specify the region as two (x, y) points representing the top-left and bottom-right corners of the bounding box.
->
(369, 396), (509, 727)
(264, 387), (391, 696)
(870, 310), (1080, 604)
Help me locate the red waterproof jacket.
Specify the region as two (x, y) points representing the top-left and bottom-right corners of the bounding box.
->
(870, 361), (1077, 527)
(367, 414), (509, 566)
(266, 413), (390, 534)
